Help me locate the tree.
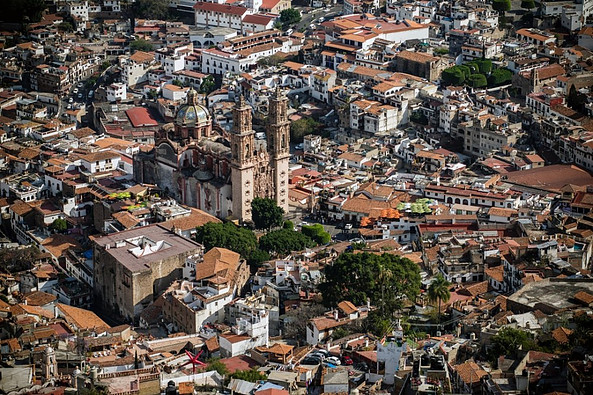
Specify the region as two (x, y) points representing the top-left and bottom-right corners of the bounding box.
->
(434, 47), (449, 55)
(442, 66), (466, 86)
(130, 39), (154, 53)
(5, 0), (47, 24)
(279, 8), (301, 25)
(290, 117), (320, 143)
(172, 79), (184, 87)
(492, 0), (512, 13)
(475, 58), (493, 74)
(251, 198), (284, 230)
(195, 222), (258, 258)
(259, 229), (316, 255)
(410, 111), (428, 125)
(231, 368), (267, 382)
(567, 85), (588, 113)
(132, 0), (171, 20)
(283, 304), (327, 343)
(206, 358), (229, 376)
(283, 220), (294, 230)
(301, 224), (331, 245)
(487, 68), (513, 87)
(50, 218), (68, 233)
(58, 22), (74, 32)
(521, 0), (536, 9)
(319, 253), (421, 319)
(468, 74), (488, 88)
(488, 327), (538, 364)
(247, 249), (270, 268)
(257, 54), (283, 67)
(199, 75), (216, 94)
(427, 274), (451, 326)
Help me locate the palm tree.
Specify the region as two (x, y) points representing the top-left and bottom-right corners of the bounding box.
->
(428, 274), (451, 327)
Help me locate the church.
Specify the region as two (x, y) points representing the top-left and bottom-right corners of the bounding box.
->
(134, 89), (290, 222)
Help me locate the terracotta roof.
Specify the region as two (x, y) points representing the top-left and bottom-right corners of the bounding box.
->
(551, 327), (572, 344)
(454, 361), (488, 384)
(130, 50), (155, 63)
(337, 301), (358, 315)
(10, 200), (33, 216)
(56, 303), (110, 331)
(112, 211), (140, 229)
(485, 266), (504, 283)
(267, 343), (294, 355)
(205, 335), (220, 351)
(41, 234), (81, 259)
(396, 50), (438, 63)
(80, 150), (120, 163)
(126, 107), (159, 128)
(23, 291), (57, 306)
(195, 247), (240, 282)
(193, 1), (248, 15)
(161, 207), (221, 231)
(574, 290), (593, 305)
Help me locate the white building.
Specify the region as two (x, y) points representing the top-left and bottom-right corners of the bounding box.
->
(350, 99), (398, 134)
(106, 83), (127, 102)
(162, 84), (189, 101)
(68, 1), (90, 21)
(79, 150), (121, 173)
(194, 2), (249, 29)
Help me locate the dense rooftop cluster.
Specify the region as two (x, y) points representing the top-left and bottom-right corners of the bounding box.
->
(1, 0), (593, 394)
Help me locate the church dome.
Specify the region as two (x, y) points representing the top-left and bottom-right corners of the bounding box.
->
(175, 88), (210, 127)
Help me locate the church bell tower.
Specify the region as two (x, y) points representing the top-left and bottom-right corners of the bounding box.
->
(267, 87), (290, 214)
(230, 95), (255, 221)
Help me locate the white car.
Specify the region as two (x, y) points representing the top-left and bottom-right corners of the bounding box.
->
(73, 88), (79, 94)
(344, 223), (353, 230)
(326, 356), (341, 365)
(68, 97), (73, 103)
(318, 17), (325, 23)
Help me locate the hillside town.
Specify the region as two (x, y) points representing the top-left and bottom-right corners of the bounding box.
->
(1, 0), (593, 394)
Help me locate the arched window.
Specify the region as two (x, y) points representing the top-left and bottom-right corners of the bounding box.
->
(233, 144), (238, 160)
(281, 134), (286, 149)
(245, 144), (250, 158)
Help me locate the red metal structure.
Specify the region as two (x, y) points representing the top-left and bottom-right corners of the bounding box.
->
(182, 350), (206, 374)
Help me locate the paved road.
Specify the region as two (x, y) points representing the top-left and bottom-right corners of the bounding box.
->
(295, 4), (343, 32)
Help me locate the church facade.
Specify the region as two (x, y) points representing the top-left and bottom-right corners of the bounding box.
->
(134, 89), (290, 222)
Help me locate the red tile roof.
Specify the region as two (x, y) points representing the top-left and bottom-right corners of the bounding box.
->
(125, 107), (159, 128)
(193, 2), (248, 15)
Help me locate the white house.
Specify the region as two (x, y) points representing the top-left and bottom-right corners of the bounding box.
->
(194, 2), (249, 29)
(79, 150), (121, 173)
(162, 84), (189, 101)
(106, 83), (127, 102)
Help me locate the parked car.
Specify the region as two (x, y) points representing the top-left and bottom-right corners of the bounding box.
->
(342, 356), (353, 365)
(344, 223), (353, 230)
(326, 356), (341, 365)
(73, 88), (79, 94)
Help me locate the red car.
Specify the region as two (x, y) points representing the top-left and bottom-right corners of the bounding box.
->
(342, 356), (353, 365)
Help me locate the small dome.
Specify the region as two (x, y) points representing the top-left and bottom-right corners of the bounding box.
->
(175, 89), (210, 127)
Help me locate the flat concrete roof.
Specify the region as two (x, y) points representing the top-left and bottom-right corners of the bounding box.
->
(93, 224), (202, 273)
(508, 278), (593, 310)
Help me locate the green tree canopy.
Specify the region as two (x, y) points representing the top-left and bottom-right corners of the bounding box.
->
(290, 117), (320, 143)
(206, 358), (229, 376)
(521, 0), (536, 9)
(488, 327), (538, 364)
(251, 197), (284, 230)
(279, 8), (302, 25)
(195, 222), (258, 258)
(130, 39), (154, 53)
(475, 58), (493, 74)
(427, 274), (451, 324)
(301, 224), (331, 245)
(200, 75), (216, 94)
(492, 0), (512, 13)
(319, 253), (421, 318)
(247, 249), (270, 268)
(442, 66), (466, 86)
(132, 0), (171, 20)
(231, 368), (267, 382)
(468, 74), (488, 88)
(487, 68), (513, 87)
(259, 229), (316, 255)
(50, 218), (68, 233)
(567, 84), (588, 113)
(5, 0), (47, 24)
